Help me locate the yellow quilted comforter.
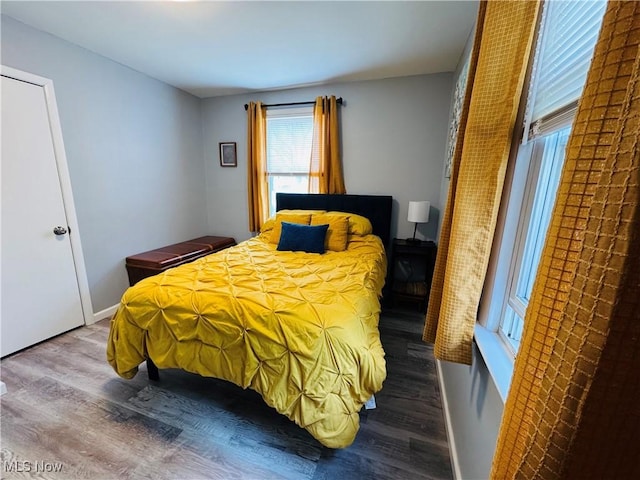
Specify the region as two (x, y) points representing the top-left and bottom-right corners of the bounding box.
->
(107, 233), (387, 448)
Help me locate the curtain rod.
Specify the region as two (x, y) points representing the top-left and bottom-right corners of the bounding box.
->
(243, 97), (343, 111)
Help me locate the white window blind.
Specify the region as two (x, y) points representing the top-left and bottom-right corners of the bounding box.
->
(525, 0), (606, 138)
(266, 111), (313, 174)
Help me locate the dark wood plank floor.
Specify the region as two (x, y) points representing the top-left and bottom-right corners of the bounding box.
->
(0, 307), (452, 480)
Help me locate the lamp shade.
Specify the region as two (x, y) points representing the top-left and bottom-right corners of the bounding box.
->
(408, 201), (430, 223)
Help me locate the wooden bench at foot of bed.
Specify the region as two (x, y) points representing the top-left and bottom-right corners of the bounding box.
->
(125, 235), (236, 286)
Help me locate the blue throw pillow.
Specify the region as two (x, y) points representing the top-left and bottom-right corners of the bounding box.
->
(276, 222), (329, 254)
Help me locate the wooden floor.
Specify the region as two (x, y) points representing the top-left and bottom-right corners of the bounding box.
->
(0, 307), (452, 480)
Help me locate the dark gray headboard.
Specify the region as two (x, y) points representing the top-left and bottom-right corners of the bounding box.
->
(276, 193), (393, 249)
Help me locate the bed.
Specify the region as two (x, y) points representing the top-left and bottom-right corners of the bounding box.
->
(107, 193), (392, 448)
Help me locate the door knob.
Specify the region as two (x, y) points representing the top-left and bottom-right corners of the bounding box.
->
(53, 226), (68, 236)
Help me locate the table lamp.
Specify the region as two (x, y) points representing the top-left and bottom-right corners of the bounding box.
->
(407, 201), (430, 244)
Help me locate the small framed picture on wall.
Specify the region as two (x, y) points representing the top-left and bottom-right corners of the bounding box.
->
(219, 142), (237, 167)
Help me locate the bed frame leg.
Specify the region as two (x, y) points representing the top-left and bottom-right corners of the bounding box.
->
(146, 357), (159, 381)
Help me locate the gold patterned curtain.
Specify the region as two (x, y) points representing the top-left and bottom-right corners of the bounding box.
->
(423, 0), (540, 364)
(309, 96), (346, 194)
(246, 101), (268, 233)
(492, 2), (640, 477)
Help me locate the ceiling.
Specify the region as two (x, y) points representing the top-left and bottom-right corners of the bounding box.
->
(1, 1), (478, 98)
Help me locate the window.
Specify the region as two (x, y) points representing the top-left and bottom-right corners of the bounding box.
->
(265, 107), (314, 216)
(481, 0), (606, 367)
(499, 126), (570, 354)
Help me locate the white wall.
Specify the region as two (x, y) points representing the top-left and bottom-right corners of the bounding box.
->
(1, 15), (207, 313)
(201, 74), (453, 244)
(436, 22), (505, 480)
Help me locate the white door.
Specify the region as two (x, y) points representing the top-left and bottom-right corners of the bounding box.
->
(1, 74), (86, 357)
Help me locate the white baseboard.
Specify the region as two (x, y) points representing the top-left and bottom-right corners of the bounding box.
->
(436, 359), (462, 480)
(0, 381), (7, 396)
(91, 303), (119, 324)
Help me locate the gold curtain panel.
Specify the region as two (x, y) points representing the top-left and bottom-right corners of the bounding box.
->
(309, 95), (346, 195)
(423, 0), (540, 364)
(492, 1), (640, 477)
(246, 101), (268, 233)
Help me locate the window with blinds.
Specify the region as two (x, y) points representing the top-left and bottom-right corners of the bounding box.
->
(524, 0), (607, 140)
(488, 0), (606, 357)
(265, 107), (314, 215)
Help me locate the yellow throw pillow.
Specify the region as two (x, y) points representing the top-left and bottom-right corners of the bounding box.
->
(270, 213), (311, 244)
(311, 214), (349, 252)
(261, 216), (276, 234)
(325, 211), (373, 236)
(263, 210), (324, 235)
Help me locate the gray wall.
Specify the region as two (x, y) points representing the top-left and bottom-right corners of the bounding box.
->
(1, 15), (208, 313)
(436, 23), (505, 480)
(439, 348), (504, 479)
(201, 74), (453, 244)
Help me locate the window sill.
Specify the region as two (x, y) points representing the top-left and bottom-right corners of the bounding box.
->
(474, 324), (514, 403)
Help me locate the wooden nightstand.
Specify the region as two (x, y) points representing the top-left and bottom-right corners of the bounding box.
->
(125, 235), (236, 286)
(388, 238), (437, 311)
